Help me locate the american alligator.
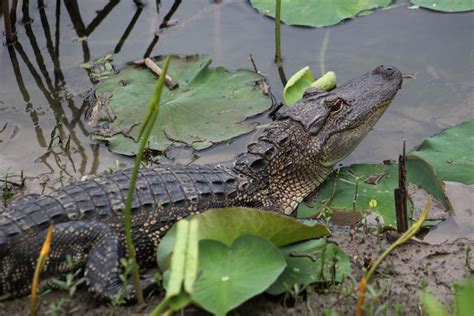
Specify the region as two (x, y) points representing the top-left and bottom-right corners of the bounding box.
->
(0, 65), (402, 301)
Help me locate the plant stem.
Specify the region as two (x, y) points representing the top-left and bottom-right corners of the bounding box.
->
(273, 0), (287, 86)
(123, 56), (171, 304)
(275, 0), (281, 65)
(395, 141), (408, 232)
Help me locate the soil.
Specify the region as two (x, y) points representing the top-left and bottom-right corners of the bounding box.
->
(1, 226), (472, 316)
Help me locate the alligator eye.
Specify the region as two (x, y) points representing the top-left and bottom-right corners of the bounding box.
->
(325, 97), (347, 113)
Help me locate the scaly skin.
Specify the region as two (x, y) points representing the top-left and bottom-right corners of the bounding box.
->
(0, 65), (403, 301)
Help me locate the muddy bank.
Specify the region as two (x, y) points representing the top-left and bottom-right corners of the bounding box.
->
(1, 228), (471, 315)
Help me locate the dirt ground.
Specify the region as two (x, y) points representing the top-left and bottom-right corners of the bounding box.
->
(1, 227), (472, 316)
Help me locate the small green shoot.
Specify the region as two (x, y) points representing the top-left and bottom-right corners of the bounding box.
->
(45, 299), (66, 316)
(123, 56), (171, 304)
(111, 258), (135, 307)
(51, 255), (86, 298)
(357, 197), (431, 315)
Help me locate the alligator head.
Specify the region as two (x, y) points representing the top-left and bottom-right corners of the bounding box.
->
(234, 65), (403, 213)
(310, 65), (403, 166)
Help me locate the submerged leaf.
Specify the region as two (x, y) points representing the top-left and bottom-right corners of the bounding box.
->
(94, 54), (272, 155)
(250, 0), (391, 27)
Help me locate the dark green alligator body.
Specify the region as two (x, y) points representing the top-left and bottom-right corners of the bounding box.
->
(0, 65), (403, 300)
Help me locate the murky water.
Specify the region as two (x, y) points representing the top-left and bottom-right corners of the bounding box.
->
(0, 0), (473, 188)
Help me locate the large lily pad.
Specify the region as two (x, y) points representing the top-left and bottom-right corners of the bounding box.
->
(250, 0), (391, 27)
(297, 157), (451, 226)
(410, 119), (474, 184)
(94, 54), (272, 155)
(157, 207), (329, 270)
(410, 0), (474, 12)
(192, 236), (286, 316)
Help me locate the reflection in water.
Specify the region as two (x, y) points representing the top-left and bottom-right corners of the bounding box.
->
(159, 0), (182, 29)
(145, 0), (182, 58)
(2, 0), (184, 180)
(114, 5), (143, 54)
(6, 45), (47, 148)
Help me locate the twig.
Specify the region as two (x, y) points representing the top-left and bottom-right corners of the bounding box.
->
(135, 58), (178, 90)
(249, 54), (261, 75)
(402, 73), (416, 79)
(0, 179), (23, 187)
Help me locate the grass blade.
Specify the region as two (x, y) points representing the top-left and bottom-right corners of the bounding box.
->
(123, 56), (171, 304)
(30, 224), (53, 316)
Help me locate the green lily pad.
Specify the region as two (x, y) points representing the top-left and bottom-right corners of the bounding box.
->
(192, 236), (286, 316)
(267, 239), (351, 295)
(455, 277), (474, 316)
(297, 158), (451, 226)
(410, 120), (474, 184)
(157, 207), (329, 270)
(250, 0), (391, 27)
(196, 208), (328, 246)
(410, 0), (474, 12)
(94, 54), (272, 155)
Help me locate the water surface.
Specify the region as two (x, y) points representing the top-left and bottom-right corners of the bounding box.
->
(0, 0), (472, 189)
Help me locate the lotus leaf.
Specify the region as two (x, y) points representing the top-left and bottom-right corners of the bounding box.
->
(297, 158), (450, 226)
(410, 0), (474, 12)
(410, 119), (474, 184)
(192, 236), (286, 316)
(157, 207), (328, 270)
(250, 0), (391, 27)
(94, 54), (272, 155)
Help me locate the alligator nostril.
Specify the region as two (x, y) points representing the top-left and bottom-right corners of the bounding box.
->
(373, 65), (397, 80)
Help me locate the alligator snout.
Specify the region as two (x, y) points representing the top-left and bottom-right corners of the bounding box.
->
(372, 64), (400, 80)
